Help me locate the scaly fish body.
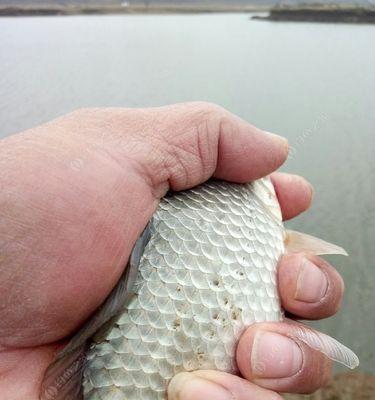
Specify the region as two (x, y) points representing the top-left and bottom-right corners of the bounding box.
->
(40, 178), (358, 400)
(83, 179), (285, 399)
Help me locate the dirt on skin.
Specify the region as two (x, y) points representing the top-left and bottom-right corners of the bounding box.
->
(283, 373), (375, 400)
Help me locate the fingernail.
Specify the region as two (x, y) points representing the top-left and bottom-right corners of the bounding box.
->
(168, 372), (233, 400)
(251, 331), (303, 379)
(264, 131), (289, 150)
(295, 258), (328, 303)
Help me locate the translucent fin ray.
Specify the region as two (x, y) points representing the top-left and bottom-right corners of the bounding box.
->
(285, 230), (348, 256)
(40, 345), (87, 400)
(286, 320), (359, 369)
(39, 222), (152, 400)
(59, 221), (151, 359)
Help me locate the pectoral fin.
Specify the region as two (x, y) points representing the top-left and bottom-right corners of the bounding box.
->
(40, 222), (152, 400)
(285, 230), (348, 256)
(40, 345), (87, 400)
(285, 319), (359, 369)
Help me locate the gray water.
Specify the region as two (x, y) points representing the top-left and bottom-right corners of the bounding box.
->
(0, 14), (374, 373)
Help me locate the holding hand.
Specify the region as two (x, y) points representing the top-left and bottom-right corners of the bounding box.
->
(0, 103), (346, 399)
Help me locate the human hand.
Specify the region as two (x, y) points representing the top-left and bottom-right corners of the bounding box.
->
(0, 103), (344, 399)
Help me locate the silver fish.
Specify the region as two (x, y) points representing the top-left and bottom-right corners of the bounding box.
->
(41, 178), (358, 400)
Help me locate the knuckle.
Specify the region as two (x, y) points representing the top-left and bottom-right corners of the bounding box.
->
(190, 101), (225, 114)
(189, 102), (230, 126)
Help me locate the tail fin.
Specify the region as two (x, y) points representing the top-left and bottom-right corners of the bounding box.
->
(285, 230), (348, 256)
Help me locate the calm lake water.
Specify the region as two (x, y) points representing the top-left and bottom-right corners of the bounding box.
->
(0, 14), (374, 373)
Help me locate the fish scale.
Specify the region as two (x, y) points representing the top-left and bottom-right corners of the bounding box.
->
(83, 179), (285, 400)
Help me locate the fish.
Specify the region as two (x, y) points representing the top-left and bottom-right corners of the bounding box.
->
(40, 178), (359, 400)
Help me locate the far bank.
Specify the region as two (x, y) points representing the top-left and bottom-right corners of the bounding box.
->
(254, 5), (375, 24)
(0, 4), (268, 17)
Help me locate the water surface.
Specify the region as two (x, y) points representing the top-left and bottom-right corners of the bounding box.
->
(0, 13), (374, 372)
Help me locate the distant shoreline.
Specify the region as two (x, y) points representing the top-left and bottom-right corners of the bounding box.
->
(253, 5), (375, 24)
(0, 5), (268, 17)
(2, 3), (375, 23)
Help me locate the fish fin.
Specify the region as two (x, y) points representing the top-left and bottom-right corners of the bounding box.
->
(59, 221), (151, 358)
(285, 230), (348, 256)
(285, 320), (359, 369)
(40, 345), (87, 400)
(39, 222), (152, 400)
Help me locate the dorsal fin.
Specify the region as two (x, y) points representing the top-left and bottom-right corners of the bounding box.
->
(40, 222), (152, 400)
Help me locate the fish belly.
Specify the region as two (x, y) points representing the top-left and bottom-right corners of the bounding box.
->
(83, 180), (285, 400)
